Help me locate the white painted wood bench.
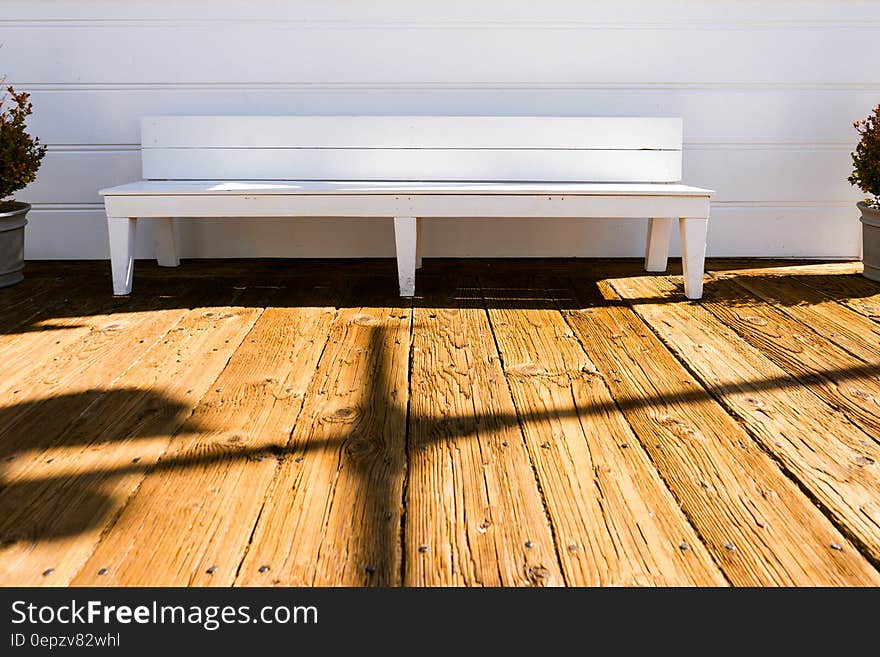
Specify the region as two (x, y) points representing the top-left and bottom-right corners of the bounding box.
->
(100, 116), (713, 298)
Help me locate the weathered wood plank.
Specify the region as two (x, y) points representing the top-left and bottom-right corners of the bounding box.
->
(798, 276), (880, 321)
(235, 296), (410, 586)
(792, 273), (880, 321)
(606, 274), (880, 574)
(0, 291), (147, 392)
(71, 287), (336, 586)
(704, 260), (880, 322)
(0, 276), (65, 333)
(0, 286), (274, 586)
(705, 260), (862, 278)
(563, 277), (880, 585)
(723, 270), (880, 332)
(0, 276), (198, 401)
(700, 275), (880, 442)
(0, 282), (237, 486)
(404, 279), (563, 586)
(0, 287), (195, 481)
(482, 280), (726, 586)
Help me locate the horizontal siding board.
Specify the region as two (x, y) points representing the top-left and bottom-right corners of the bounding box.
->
(3, 1), (878, 24)
(19, 151), (142, 204)
(142, 116), (683, 150)
(5, 26), (879, 85)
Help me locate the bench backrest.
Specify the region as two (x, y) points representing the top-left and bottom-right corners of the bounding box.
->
(141, 116), (682, 183)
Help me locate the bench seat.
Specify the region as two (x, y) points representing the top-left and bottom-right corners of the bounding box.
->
(103, 180), (712, 197)
(102, 181), (711, 220)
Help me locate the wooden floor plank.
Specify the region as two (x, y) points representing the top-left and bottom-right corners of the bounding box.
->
(704, 261), (880, 322)
(706, 260), (863, 278)
(718, 271), (880, 361)
(0, 275), (66, 334)
(404, 279), (563, 586)
(0, 277), (196, 402)
(0, 293), (144, 392)
(0, 282), (228, 489)
(481, 279), (726, 586)
(606, 274), (880, 573)
(699, 275), (880, 442)
(72, 286), (336, 586)
(235, 295), (410, 586)
(562, 276), (880, 586)
(796, 274), (880, 321)
(793, 274), (880, 321)
(0, 292), (195, 480)
(0, 285), (275, 586)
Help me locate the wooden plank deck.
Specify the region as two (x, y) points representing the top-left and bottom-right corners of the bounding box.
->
(1, 258), (879, 587)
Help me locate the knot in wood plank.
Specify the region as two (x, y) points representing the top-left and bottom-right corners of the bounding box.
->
(352, 314), (379, 326)
(326, 406), (360, 423)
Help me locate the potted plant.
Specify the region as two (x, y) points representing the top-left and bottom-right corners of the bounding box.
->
(0, 84), (46, 287)
(849, 103), (880, 282)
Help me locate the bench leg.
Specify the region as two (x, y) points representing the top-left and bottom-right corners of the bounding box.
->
(108, 216), (137, 295)
(154, 217), (180, 267)
(415, 217), (423, 270)
(394, 216), (418, 297)
(645, 217), (673, 272)
(679, 217), (708, 300)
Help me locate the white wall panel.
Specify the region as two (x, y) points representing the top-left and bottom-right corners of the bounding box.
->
(6, 25), (878, 86)
(4, 1), (878, 260)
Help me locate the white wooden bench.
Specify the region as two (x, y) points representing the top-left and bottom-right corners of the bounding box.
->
(101, 116), (713, 298)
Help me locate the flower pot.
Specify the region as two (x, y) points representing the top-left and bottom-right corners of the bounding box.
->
(860, 201), (880, 283)
(0, 201), (29, 288)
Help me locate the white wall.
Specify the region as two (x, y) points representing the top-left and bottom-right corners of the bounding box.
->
(4, 0), (878, 260)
